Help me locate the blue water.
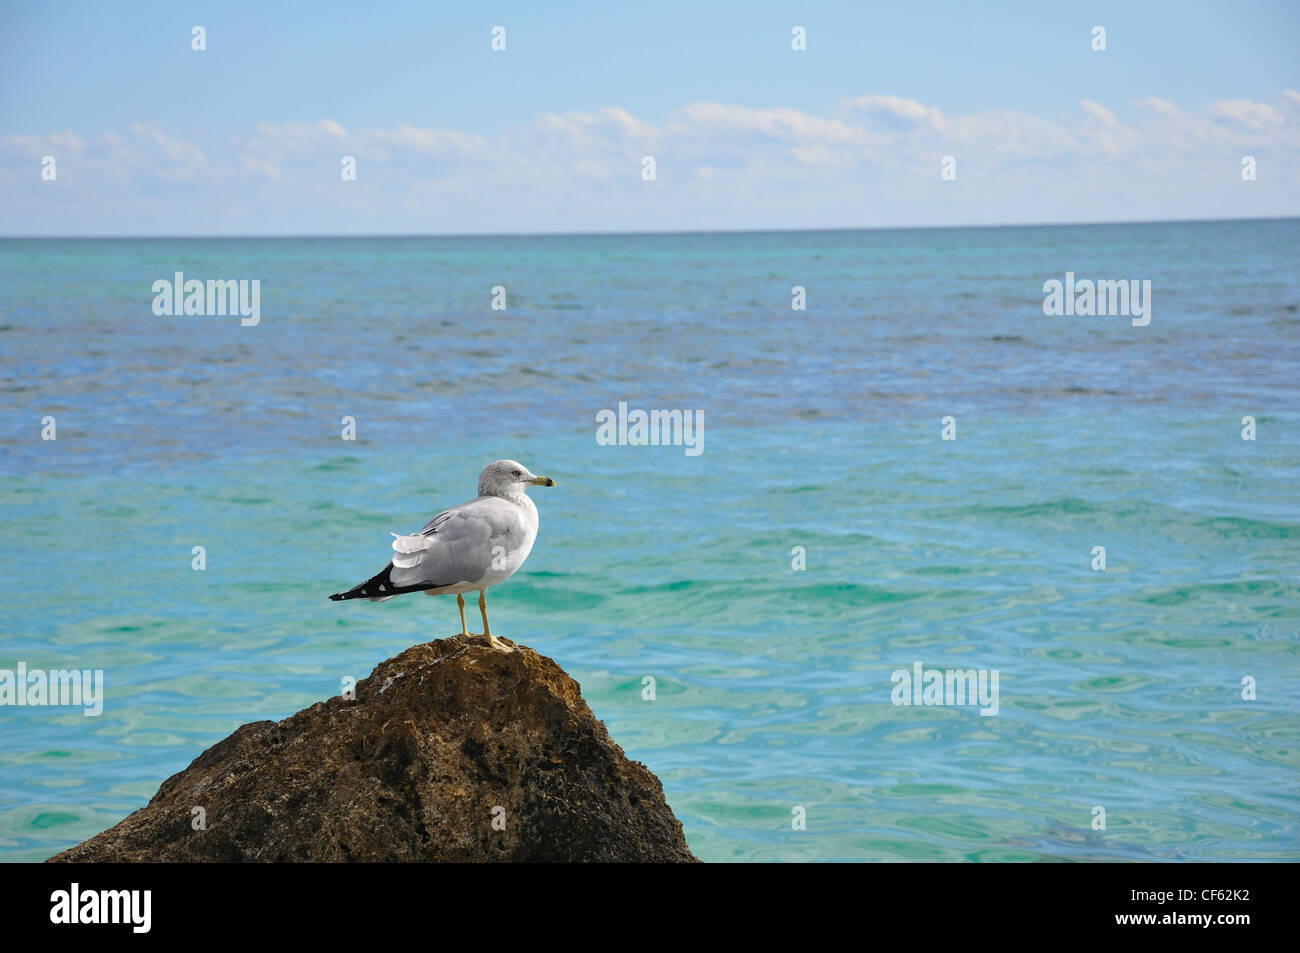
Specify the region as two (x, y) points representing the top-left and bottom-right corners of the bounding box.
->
(2, 221), (1298, 862)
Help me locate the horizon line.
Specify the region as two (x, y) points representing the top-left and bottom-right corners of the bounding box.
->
(2, 213), (1296, 241)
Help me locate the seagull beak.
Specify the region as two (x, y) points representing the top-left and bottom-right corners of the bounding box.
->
(529, 475), (556, 487)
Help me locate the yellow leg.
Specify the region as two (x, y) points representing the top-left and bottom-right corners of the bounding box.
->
(479, 590), (511, 651)
(457, 594), (469, 637)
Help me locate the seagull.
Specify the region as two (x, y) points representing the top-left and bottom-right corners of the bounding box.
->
(329, 460), (556, 650)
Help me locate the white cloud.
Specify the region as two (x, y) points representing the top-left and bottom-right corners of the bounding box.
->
(130, 123), (207, 178)
(371, 125), (486, 157)
(241, 154), (282, 182)
(1080, 100), (1118, 126)
(839, 95), (944, 130)
(680, 102), (864, 144)
(2, 91), (1297, 233)
(1133, 97), (1180, 118)
(1207, 99), (1284, 130)
(1, 130), (87, 156)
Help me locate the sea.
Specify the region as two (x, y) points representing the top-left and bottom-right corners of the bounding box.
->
(1, 219), (1298, 862)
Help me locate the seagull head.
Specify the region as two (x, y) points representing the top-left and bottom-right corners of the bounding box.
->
(478, 459), (557, 498)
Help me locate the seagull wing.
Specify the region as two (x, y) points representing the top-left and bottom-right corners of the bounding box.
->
(330, 496), (533, 602)
(389, 496), (529, 591)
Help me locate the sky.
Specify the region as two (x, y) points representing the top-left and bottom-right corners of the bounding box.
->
(2, 0), (1298, 235)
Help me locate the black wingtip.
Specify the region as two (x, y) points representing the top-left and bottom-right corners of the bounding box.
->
(330, 564), (394, 603)
(329, 564), (437, 603)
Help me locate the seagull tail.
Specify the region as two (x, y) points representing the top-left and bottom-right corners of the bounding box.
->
(329, 564), (405, 602)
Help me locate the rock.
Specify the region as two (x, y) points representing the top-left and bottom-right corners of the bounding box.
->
(48, 635), (697, 862)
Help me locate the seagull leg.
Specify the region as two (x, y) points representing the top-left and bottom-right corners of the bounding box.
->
(457, 593), (469, 637)
(479, 589), (512, 652)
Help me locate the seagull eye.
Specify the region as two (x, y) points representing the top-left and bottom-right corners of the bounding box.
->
(511, 469), (521, 477)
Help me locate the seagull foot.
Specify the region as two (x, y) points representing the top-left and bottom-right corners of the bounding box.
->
(486, 633), (514, 653)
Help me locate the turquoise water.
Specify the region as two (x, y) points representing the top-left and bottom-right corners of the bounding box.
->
(1, 221), (1298, 861)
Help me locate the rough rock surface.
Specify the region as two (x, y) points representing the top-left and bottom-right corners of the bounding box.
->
(48, 635), (697, 862)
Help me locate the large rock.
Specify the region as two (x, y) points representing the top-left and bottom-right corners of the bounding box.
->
(48, 635), (696, 862)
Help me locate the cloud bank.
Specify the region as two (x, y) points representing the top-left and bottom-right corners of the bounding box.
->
(3, 91), (1298, 235)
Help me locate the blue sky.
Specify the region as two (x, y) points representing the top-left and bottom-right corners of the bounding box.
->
(2, 0), (1298, 234)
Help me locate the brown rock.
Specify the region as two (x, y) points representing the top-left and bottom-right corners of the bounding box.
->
(48, 635), (697, 862)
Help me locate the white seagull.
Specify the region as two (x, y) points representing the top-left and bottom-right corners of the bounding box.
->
(329, 459), (557, 650)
